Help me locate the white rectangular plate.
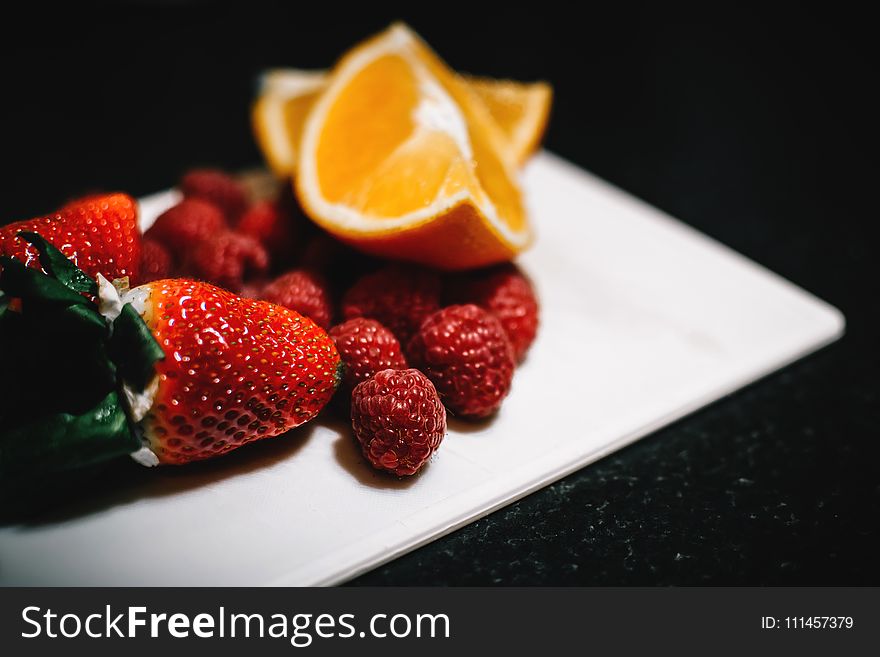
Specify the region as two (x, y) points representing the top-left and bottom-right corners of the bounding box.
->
(0, 152), (844, 586)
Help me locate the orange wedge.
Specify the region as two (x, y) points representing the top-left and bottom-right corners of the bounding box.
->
(466, 76), (552, 165)
(295, 23), (530, 271)
(251, 69), (326, 177)
(254, 69), (551, 175)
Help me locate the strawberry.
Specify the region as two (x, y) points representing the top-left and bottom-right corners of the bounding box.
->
(180, 169), (249, 221)
(450, 263), (539, 361)
(351, 368), (446, 476)
(130, 278), (342, 465)
(329, 318), (407, 395)
(139, 238), (174, 284)
(260, 269), (333, 329)
(0, 193), (140, 283)
(236, 199), (296, 261)
(407, 304), (515, 419)
(145, 198), (227, 259)
(185, 231), (269, 292)
(0, 235), (341, 493)
(341, 264), (441, 345)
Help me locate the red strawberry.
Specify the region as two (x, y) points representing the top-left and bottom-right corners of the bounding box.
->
(451, 263), (539, 361)
(131, 278), (342, 465)
(351, 368), (446, 476)
(180, 169), (249, 221)
(186, 231), (269, 292)
(0, 193), (140, 283)
(407, 304), (515, 419)
(260, 269), (333, 329)
(236, 199), (296, 260)
(139, 238), (174, 284)
(329, 318), (407, 395)
(341, 264), (441, 345)
(145, 198), (226, 259)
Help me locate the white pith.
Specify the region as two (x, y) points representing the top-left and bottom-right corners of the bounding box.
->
(260, 95), (295, 166)
(296, 24), (529, 247)
(259, 68), (327, 96)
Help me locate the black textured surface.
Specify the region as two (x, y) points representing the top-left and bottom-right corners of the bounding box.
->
(2, 4), (877, 584)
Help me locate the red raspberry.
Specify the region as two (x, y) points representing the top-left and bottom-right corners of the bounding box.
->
(236, 199), (296, 260)
(180, 168), (249, 220)
(329, 318), (407, 394)
(239, 278), (270, 299)
(145, 198), (227, 258)
(341, 264), (441, 345)
(139, 238), (174, 283)
(407, 304), (515, 419)
(260, 269), (333, 329)
(452, 263), (539, 361)
(351, 368), (446, 476)
(186, 231), (269, 292)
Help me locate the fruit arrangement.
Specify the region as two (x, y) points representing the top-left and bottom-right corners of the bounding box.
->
(0, 22), (548, 498)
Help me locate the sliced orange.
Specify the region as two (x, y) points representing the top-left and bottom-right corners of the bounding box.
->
(295, 23), (530, 271)
(251, 70), (326, 176)
(254, 69), (551, 175)
(466, 76), (552, 165)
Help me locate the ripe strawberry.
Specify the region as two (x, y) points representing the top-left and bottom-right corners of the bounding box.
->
(139, 238), (174, 284)
(0, 193), (140, 283)
(0, 235), (341, 486)
(407, 304), (515, 419)
(451, 263), (539, 361)
(260, 269), (333, 329)
(351, 368), (446, 476)
(329, 318), (407, 395)
(341, 264), (441, 345)
(186, 231), (269, 292)
(236, 199), (296, 260)
(132, 278), (342, 465)
(180, 168), (249, 221)
(145, 198), (226, 259)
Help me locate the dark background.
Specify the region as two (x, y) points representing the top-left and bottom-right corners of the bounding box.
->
(2, 3), (877, 584)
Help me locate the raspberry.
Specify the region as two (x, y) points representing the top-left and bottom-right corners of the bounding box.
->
(260, 269), (333, 329)
(239, 278), (269, 299)
(351, 369), (446, 476)
(186, 231), (269, 292)
(236, 199), (296, 260)
(145, 198), (227, 258)
(180, 168), (249, 221)
(452, 263), (539, 361)
(341, 264), (441, 345)
(407, 304), (515, 419)
(329, 318), (407, 394)
(139, 238), (174, 283)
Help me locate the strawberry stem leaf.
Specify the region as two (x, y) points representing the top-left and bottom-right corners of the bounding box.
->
(0, 256), (107, 341)
(16, 231), (97, 295)
(109, 304), (165, 392)
(0, 255), (94, 309)
(0, 389), (139, 496)
(0, 239), (162, 497)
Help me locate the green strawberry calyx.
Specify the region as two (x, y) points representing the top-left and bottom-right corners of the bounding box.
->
(0, 232), (165, 495)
